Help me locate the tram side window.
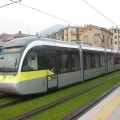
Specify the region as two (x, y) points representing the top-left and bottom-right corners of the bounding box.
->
(83, 51), (93, 70)
(84, 52), (104, 69)
(118, 54), (120, 64)
(111, 53), (114, 65)
(83, 54), (86, 70)
(59, 54), (67, 73)
(114, 53), (117, 64)
(107, 53), (114, 65)
(83, 53), (86, 70)
(100, 53), (105, 67)
(95, 53), (104, 68)
(22, 52), (38, 71)
(46, 56), (55, 72)
(95, 53), (99, 68)
(90, 52), (96, 68)
(59, 51), (80, 73)
(114, 53), (120, 64)
(37, 55), (45, 70)
(72, 53), (80, 71)
(21, 47), (38, 72)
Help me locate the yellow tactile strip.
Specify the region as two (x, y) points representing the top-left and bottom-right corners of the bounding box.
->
(91, 93), (120, 120)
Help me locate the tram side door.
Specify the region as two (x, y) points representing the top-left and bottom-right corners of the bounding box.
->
(46, 55), (58, 91)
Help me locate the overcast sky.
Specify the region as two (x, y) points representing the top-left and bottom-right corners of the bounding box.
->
(0, 0), (120, 35)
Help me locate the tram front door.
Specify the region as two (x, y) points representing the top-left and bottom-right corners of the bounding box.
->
(46, 55), (58, 91)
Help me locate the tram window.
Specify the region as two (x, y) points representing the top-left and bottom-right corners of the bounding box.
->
(83, 54), (87, 70)
(100, 53), (105, 67)
(118, 54), (120, 64)
(46, 56), (55, 72)
(59, 54), (67, 73)
(114, 54), (117, 64)
(22, 56), (34, 71)
(83, 51), (105, 69)
(115, 53), (120, 64)
(111, 54), (113, 65)
(83, 52), (86, 70)
(71, 54), (80, 71)
(90, 52), (96, 68)
(95, 53), (100, 68)
(83, 51), (91, 70)
(22, 51), (38, 71)
(37, 55), (44, 70)
(59, 51), (80, 73)
(107, 53), (113, 65)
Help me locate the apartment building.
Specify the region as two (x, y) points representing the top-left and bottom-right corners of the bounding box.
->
(110, 27), (120, 50)
(80, 25), (113, 49)
(50, 25), (82, 43)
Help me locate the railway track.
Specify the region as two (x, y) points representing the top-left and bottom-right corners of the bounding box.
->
(64, 83), (120, 120)
(0, 94), (46, 110)
(0, 97), (31, 110)
(12, 74), (120, 120)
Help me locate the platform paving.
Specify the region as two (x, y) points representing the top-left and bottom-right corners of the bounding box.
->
(78, 86), (120, 120)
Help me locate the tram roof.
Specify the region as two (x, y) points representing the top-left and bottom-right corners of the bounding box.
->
(105, 49), (115, 53)
(81, 44), (105, 52)
(4, 36), (79, 49)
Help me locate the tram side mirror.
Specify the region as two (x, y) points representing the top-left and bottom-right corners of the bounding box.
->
(31, 52), (36, 60)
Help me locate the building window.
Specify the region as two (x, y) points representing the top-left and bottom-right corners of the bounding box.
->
(84, 36), (88, 43)
(107, 37), (109, 44)
(76, 35), (79, 41)
(102, 35), (105, 43)
(71, 30), (74, 34)
(111, 38), (113, 44)
(94, 34), (98, 42)
(76, 28), (79, 33)
(115, 41), (117, 45)
(114, 35), (117, 39)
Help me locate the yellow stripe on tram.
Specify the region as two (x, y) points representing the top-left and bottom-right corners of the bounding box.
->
(0, 70), (54, 82)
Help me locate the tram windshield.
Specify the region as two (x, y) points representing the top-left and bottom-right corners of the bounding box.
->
(0, 52), (20, 72)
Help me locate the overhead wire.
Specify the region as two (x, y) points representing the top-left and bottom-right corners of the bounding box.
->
(82, 0), (118, 27)
(9, 0), (118, 28)
(0, 0), (21, 9)
(10, 0), (118, 28)
(9, 0), (81, 27)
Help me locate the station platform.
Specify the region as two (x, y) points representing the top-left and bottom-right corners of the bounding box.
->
(78, 85), (120, 120)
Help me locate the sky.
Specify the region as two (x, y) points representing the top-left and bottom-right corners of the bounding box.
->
(0, 0), (120, 35)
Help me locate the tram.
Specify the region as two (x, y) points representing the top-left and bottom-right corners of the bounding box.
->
(0, 36), (119, 95)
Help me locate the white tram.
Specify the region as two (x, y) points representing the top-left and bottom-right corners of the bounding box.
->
(0, 36), (119, 95)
